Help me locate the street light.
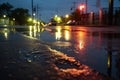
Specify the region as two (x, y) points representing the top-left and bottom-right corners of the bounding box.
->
(57, 17), (62, 23)
(28, 18), (32, 22)
(13, 18), (15, 21)
(3, 15), (6, 18)
(13, 18), (15, 25)
(3, 15), (7, 25)
(33, 13), (36, 16)
(33, 19), (37, 24)
(65, 14), (69, 18)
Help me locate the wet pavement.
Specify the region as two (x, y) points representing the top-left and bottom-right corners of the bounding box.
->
(43, 26), (120, 80)
(0, 27), (112, 80)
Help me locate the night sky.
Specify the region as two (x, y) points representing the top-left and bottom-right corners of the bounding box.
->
(0, 0), (120, 22)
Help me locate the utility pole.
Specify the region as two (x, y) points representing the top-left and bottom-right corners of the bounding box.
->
(85, 0), (87, 13)
(108, 0), (113, 25)
(37, 4), (38, 21)
(31, 0), (33, 20)
(71, 1), (77, 11)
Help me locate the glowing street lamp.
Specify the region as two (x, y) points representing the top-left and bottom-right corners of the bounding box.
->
(65, 14), (69, 18)
(33, 19), (37, 23)
(33, 13), (36, 16)
(13, 18), (15, 21)
(28, 18), (32, 22)
(57, 17), (61, 21)
(53, 15), (62, 23)
(3, 15), (6, 18)
(55, 15), (58, 18)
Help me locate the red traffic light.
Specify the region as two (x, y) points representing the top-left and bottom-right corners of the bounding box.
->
(79, 4), (85, 11)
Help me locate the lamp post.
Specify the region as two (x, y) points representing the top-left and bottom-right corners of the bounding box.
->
(13, 18), (15, 25)
(3, 15), (7, 25)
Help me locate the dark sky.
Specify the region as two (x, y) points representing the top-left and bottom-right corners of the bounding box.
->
(0, 0), (120, 22)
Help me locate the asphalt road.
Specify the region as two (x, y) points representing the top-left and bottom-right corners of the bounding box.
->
(0, 28), (112, 80)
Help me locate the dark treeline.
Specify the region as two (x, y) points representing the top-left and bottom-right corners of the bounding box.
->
(0, 2), (31, 25)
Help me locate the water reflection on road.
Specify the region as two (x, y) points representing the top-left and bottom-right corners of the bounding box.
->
(22, 25), (120, 80)
(44, 26), (120, 80)
(0, 28), (15, 40)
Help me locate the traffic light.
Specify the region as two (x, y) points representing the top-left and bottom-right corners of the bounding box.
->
(79, 4), (85, 11)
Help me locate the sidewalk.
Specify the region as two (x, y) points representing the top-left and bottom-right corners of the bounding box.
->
(0, 31), (111, 80)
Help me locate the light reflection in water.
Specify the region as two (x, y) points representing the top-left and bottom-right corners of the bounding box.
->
(54, 26), (85, 50)
(107, 53), (111, 69)
(78, 40), (84, 50)
(24, 25), (120, 79)
(64, 30), (70, 41)
(34, 26), (37, 37)
(64, 26), (71, 41)
(1, 28), (16, 40)
(29, 26), (119, 80)
(28, 25), (41, 38)
(55, 26), (71, 41)
(55, 26), (62, 40)
(29, 26), (32, 31)
(4, 32), (8, 39)
(73, 31), (86, 51)
(29, 31), (33, 38)
(3, 28), (9, 40)
(29, 26), (33, 37)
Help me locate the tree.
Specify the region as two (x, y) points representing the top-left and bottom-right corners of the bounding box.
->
(0, 2), (13, 17)
(11, 8), (30, 25)
(71, 9), (81, 22)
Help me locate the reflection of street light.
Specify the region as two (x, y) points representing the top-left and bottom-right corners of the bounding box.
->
(3, 28), (9, 39)
(55, 26), (62, 40)
(79, 41), (84, 50)
(64, 30), (70, 41)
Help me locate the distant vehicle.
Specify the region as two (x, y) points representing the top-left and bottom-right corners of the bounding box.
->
(66, 20), (76, 25)
(47, 21), (57, 26)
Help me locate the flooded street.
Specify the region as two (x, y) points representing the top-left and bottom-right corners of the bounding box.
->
(0, 0), (120, 79)
(0, 26), (111, 80)
(22, 26), (120, 80)
(0, 26), (120, 80)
